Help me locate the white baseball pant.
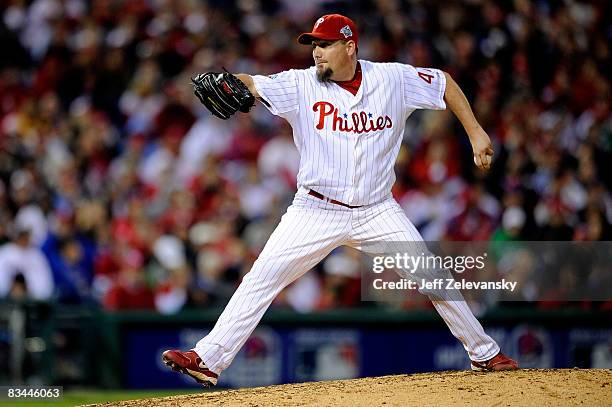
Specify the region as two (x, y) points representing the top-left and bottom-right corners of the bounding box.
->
(195, 189), (500, 374)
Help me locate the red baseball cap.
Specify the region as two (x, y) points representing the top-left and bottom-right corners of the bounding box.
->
(297, 14), (358, 46)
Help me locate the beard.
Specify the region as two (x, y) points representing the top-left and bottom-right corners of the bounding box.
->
(316, 66), (334, 82)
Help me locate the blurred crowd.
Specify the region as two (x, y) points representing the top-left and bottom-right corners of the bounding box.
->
(0, 0), (610, 313)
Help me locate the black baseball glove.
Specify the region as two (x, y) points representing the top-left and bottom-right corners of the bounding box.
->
(191, 71), (255, 120)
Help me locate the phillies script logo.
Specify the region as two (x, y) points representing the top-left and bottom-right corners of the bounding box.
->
(313, 101), (393, 134)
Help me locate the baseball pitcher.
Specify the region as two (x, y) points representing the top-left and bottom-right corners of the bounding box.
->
(163, 14), (518, 387)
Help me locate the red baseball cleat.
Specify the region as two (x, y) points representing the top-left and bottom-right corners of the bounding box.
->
(162, 349), (218, 387)
(471, 352), (519, 372)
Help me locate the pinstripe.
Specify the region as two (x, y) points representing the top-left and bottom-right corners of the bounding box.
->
(201, 200), (322, 349)
(348, 198), (499, 362)
(380, 205), (490, 356)
(239, 204), (330, 320)
(364, 68), (376, 204)
(371, 66), (386, 202)
(196, 194), (353, 373)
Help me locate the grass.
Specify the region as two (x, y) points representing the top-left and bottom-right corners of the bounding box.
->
(1, 389), (199, 407)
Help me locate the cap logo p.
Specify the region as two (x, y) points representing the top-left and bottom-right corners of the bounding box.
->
(340, 25), (352, 38)
(314, 17), (325, 29)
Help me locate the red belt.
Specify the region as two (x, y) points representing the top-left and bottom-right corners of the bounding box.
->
(308, 190), (363, 208)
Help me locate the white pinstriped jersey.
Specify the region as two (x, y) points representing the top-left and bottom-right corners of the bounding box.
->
(252, 60), (447, 206)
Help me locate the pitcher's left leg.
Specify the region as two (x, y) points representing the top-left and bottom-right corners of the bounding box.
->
(350, 198), (501, 362)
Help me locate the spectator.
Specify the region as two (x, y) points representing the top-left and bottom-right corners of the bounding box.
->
(102, 248), (154, 311)
(0, 225), (54, 301)
(41, 213), (95, 304)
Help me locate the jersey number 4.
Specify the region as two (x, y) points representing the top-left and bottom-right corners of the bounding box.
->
(417, 71), (434, 84)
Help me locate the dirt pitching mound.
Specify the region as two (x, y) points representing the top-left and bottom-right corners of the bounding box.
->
(88, 369), (611, 407)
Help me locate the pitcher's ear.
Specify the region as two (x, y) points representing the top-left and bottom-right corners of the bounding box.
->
(346, 40), (357, 56)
